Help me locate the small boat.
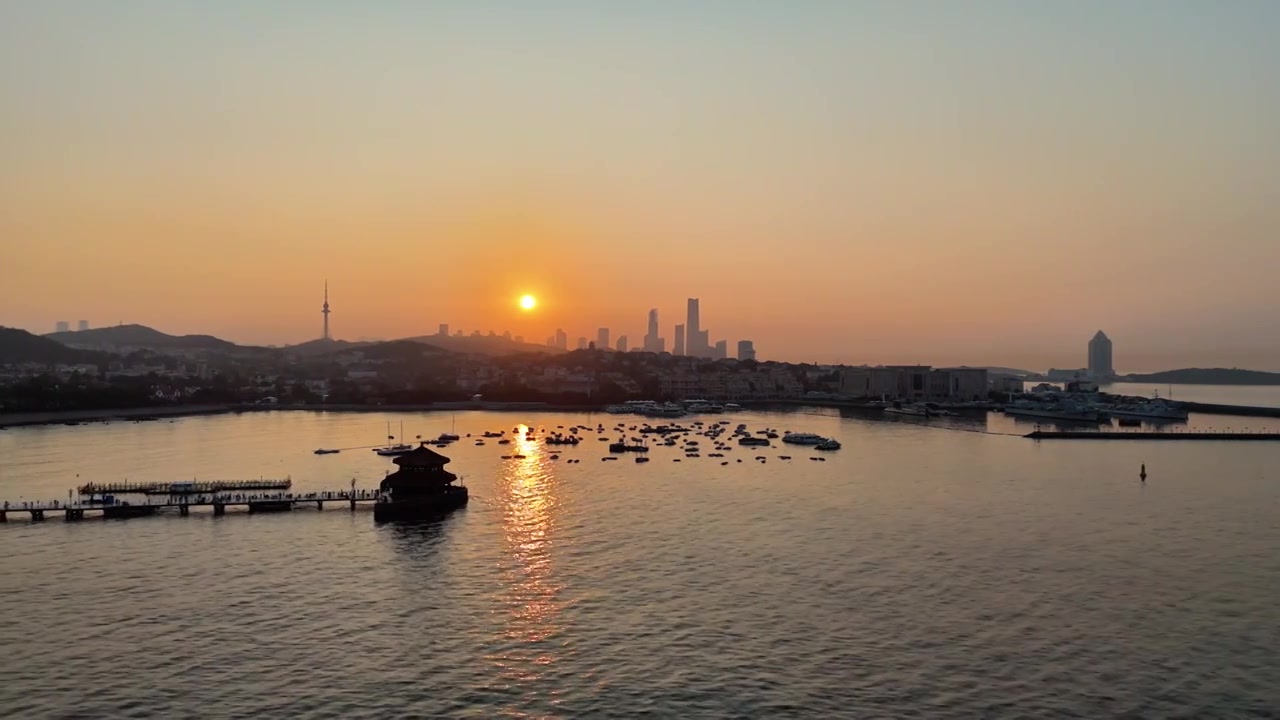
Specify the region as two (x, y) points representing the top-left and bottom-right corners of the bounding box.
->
(816, 439), (841, 451)
(373, 421), (414, 456)
(497, 439), (511, 445)
(738, 437), (770, 447)
(635, 456), (650, 463)
(314, 448), (340, 455)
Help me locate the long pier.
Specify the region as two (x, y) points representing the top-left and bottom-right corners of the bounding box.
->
(1026, 430), (1280, 440)
(1, 488), (380, 522)
(77, 478), (291, 496)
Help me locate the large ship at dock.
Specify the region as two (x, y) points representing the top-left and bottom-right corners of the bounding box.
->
(1002, 400), (1102, 423)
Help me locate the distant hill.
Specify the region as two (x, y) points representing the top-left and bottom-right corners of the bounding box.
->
(284, 338), (369, 356)
(1122, 368), (1280, 386)
(45, 324), (255, 354)
(400, 334), (561, 357)
(0, 327), (108, 365)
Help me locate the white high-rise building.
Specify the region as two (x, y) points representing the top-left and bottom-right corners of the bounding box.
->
(77, 320), (89, 332)
(1088, 331), (1114, 379)
(737, 340), (756, 361)
(55, 321), (70, 333)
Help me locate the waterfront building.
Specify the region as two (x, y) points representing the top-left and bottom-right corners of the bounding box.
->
(991, 375), (1026, 394)
(933, 368), (989, 401)
(737, 340), (756, 361)
(374, 444), (468, 521)
(1088, 331), (1114, 379)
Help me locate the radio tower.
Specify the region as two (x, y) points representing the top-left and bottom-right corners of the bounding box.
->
(322, 280), (331, 340)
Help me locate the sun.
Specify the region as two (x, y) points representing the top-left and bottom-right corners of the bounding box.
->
(519, 294), (537, 311)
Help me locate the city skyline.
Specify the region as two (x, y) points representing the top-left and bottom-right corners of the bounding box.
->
(2, 3), (1278, 371)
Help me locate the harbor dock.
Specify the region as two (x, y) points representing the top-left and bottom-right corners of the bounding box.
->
(1026, 430), (1280, 440)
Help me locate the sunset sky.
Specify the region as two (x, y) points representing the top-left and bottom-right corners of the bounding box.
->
(2, 1), (1278, 371)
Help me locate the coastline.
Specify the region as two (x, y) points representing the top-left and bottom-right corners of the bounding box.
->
(7, 396), (1280, 429)
(0, 402), (607, 428)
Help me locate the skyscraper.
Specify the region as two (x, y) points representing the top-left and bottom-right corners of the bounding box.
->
(55, 321), (69, 333)
(438, 323), (449, 336)
(597, 328), (610, 350)
(322, 280), (331, 340)
(616, 335), (628, 353)
(643, 308), (662, 352)
(77, 320), (89, 332)
(555, 328), (568, 350)
(714, 340), (728, 360)
(686, 298), (702, 356)
(737, 340), (756, 361)
(674, 324), (685, 356)
(1088, 331), (1114, 379)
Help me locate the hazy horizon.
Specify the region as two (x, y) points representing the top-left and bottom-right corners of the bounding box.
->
(3, 1), (1278, 371)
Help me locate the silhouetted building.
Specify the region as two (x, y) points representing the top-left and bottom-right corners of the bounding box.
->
(713, 340), (728, 360)
(77, 320), (89, 332)
(322, 281), (331, 340)
(686, 299), (705, 357)
(55, 321), (69, 333)
(674, 324), (685, 356)
(577, 337), (587, 350)
(1088, 331), (1114, 379)
(616, 335), (628, 353)
(438, 323), (449, 336)
(737, 340), (756, 361)
(597, 328), (610, 350)
(643, 309), (664, 352)
(555, 328), (568, 350)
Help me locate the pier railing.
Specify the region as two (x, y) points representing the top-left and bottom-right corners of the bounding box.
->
(3, 488), (380, 516)
(77, 478), (292, 495)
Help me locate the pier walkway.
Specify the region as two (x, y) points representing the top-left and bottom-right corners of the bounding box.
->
(1, 488), (380, 522)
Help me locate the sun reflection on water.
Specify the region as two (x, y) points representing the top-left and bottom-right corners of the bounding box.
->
(488, 424), (566, 684)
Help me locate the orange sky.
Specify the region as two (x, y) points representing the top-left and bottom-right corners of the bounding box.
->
(2, 2), (1278, 371)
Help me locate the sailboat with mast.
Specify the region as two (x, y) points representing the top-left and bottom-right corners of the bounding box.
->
(374, 420), (414, 457)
